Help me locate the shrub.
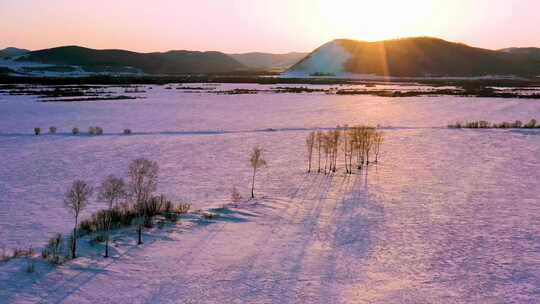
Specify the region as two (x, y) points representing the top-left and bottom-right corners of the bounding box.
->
(142, 195), (166, 217)
(72, 127), (80, 135)
(448, 122), (462, 128)
(164, 212), (178, 222)
(25, 261), (35, 273)
(13, 247), (34, 258)
(1, 247), (11, 263)
(49, 126), (57, 134)
(478, 121), (490, 128)
(88, 126), (103, 135)
(163, 200), (173, 213)
(34, 128), (41, 136)
(42, 234), (66, 265)
(79, 204), (138, 235)
(450, 120), (538, 129)
(123, 129), (132, 135)
(231, 187), (242, 203)
(524, 119), (537, 128)
(497, 121), (511, 129)
(202, 212), (216, 220)
(176, 203), (191, 214)
(79, 203), (140, 236)
(162, 201), (177, 222)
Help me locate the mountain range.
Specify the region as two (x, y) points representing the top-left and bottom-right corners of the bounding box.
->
(12, 46), (244, 75)
(2, 37), (540, 78)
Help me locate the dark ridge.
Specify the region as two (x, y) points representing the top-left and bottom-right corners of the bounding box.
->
(16, 46), (245, 74)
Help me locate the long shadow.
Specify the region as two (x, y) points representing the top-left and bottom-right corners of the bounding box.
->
(187, 173), (316, 301)
(4, 206), (257, 304)
(277, 174), (349, 301)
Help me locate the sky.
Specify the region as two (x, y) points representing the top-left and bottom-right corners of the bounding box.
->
(1, 0), (539, 53)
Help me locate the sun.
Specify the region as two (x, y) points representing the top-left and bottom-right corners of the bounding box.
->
(316, 0), (439, 42)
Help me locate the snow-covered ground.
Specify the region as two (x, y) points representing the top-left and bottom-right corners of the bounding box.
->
(1, 85), (539, 303)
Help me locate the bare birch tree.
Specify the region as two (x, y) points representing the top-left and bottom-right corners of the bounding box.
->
(316, 131), (323, 173)
(127, 158), (159, 245)
(373, 131), (384, 163)
(64, 180), (93, 259)
(305, 131), (315, 173)
(97, 175), (126, 257)
(250, 146), (267, 198)
(364, 128), (375, 165)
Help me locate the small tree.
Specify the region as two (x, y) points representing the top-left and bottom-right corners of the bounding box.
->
(249, 146), (267, 199)
(373, 131), (384, 163)
(97, 175), (126, 257)
(64, 180), (93, 259)
(525, 119), (537, 128)
(316, 131), (323, 173)
(305, 131), (315, 173)
(127, 158), (159, 245)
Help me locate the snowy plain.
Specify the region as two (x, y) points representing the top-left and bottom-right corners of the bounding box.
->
(0, 84), (539, 303)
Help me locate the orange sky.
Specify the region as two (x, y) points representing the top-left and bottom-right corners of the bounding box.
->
(1, 0), (539, 53)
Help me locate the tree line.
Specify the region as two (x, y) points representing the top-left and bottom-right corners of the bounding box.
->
(448, 119), (538, 129)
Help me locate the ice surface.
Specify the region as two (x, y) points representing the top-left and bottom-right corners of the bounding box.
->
(0, 85), (539, 303)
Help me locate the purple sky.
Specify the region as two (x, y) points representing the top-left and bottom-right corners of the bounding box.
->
(1, 0), (539, 53)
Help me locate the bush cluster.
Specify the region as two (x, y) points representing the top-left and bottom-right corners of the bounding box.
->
(78, 199), (191, 236)
(88, 126), (104, 135)
(0, 247), (34, 263)
(41, 233), (68, 265)
(449, 119), (538, 129)
(33, 127), (134, 136)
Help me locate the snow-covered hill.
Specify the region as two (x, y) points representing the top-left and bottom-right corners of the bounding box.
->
(285, 37), (540, 79)
(282, 40), (352, 77)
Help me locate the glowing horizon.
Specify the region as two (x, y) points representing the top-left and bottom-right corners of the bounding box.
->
(1, 0), (539, 53)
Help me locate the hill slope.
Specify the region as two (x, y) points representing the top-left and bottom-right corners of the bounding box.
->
(287, 38), (540, 78)
(0, 47), (30, 59)
(229, 52), (307, 71)
(16, 46), (245, 74)
(500, 47), (540, 60)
